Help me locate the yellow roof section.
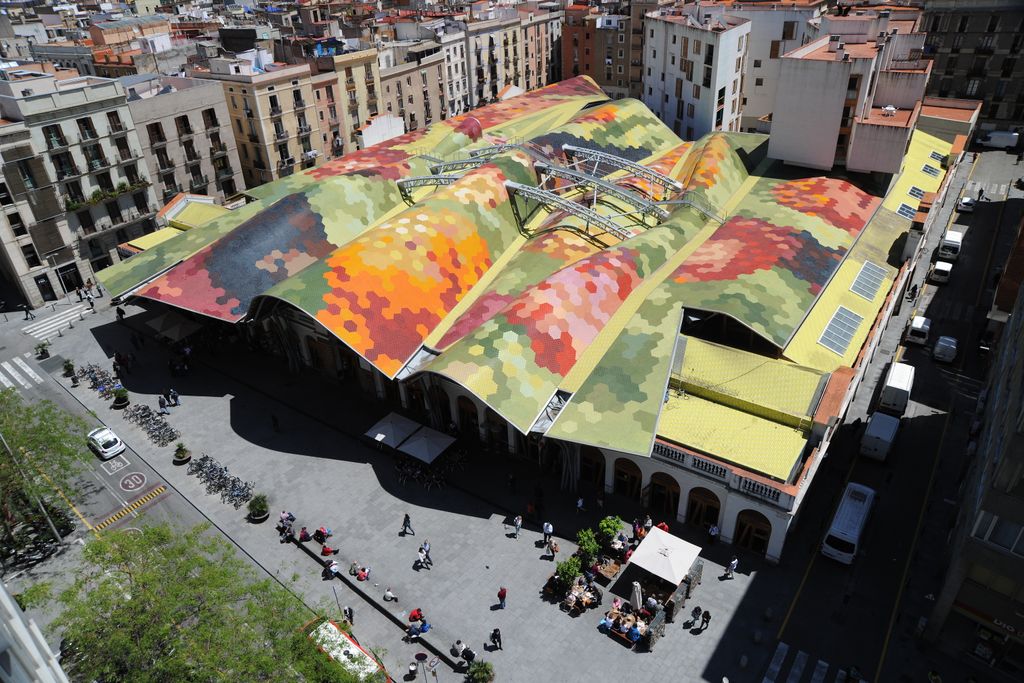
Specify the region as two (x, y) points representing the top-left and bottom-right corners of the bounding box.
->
(882, 128), (954, 216)
(168, 202), (231, 230)
(126, 227), (185, 251)
(657, 392), (807, 481)
(678, 337), (825, 429)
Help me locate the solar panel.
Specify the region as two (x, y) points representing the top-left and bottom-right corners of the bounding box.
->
(818, 306), (864, 355)
(896, 203), (918, 219)
(907, 186), (925, 200)
(850, 261), (888, 300)
(929, 151), (945, 162)
(922, 164), (941, 177)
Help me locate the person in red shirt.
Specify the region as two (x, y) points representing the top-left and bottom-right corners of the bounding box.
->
(409, 608), (424, 622)
(497, 587), (507, 609)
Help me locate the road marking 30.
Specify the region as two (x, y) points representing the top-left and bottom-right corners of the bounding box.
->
(93, 485), (167, 532)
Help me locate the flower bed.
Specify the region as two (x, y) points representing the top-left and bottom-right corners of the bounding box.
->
(308, 620), (384, 679)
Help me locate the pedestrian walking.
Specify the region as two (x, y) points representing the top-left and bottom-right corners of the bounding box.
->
(547, 538), (559, 561)
(157, 395), (169, 415)
(343, 606), (354, 625)
(725, 556), (738, 579)
(700, 609), (711, 630)
(576, 497), (585, 514)
(169, 388), (180, 406)
(76, 287), (83, 302)
(421, 540), (432, 566)
(490, 628), (502, 650)
(497, 586), (507, 609)
(84, 279), (93, 296)
(978, 186), (985, 201)
(690, 605), (702, 626)
(512, 514), (522, 539)
(416, 547), (429, 570)
(401, 513), (414, 536)
(115, 305), (125, 322)
(21, 304), (35, 320)
(383, 587), (398, 603)
(708, 524), (720, 544)
(542, 521), (553, 544)
(87, 293), (95, 311)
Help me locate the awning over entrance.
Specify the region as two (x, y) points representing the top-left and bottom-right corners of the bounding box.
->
(628, 526), (702, 586)
(397, 427), (455, 465)
(364, 412), (421, 449)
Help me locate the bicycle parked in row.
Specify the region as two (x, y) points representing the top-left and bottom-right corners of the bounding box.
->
(187, 453), (254, 509)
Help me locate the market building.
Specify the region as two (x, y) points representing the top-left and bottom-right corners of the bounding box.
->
(96, 75), (964, 563)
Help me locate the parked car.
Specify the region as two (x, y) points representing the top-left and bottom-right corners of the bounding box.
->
(87, 427), (126, 460)
(932, 336), (959, 363)
(905, 315), (931, 346)
(957, 196), (975, 213)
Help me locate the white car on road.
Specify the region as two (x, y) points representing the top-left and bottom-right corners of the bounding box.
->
(87, 427), (126, 460)
(932, 336), (959, 363)
(957, 196), (975, 213)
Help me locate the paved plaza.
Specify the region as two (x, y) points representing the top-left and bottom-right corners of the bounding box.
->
(43, 304), (782, 682)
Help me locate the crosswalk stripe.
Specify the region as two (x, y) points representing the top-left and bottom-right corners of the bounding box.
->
(21, 305), (87, 339)
(786, 651), (809, 683)
(0, 369), (13, 389)
(763, 641), (789, 683)
(809, 660), (829, 683)
(13, 358), (43, 384)
(1, 361), (31, 389)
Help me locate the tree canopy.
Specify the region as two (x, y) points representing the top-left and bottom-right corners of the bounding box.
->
(53, 523), (377, 682)
(0, 388), (90, 549)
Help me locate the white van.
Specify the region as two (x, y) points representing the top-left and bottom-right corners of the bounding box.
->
(860, 412), (901, 460)
(930, 260), (953, 284)
(978, 131), (1019, 149)
(879, 362), (914, 415)
(905, 315), (931, 346)
(822, 483), (876, 564)
(939, 231), (963, 261)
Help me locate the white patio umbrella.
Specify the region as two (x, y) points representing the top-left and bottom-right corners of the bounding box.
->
(631, 580), (643, 611)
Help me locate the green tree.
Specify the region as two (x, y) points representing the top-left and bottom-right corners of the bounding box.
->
(53, 523), (372, 682)
(575, 528), (600, 566)
(0, 389), (90, 549)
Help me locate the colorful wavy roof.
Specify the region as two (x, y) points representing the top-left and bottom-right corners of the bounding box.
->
(99, 78), (906, 465)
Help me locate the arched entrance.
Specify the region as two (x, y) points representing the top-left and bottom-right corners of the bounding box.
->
(735, 509), (772, 556)
(649, 472), (680, 520)
(457, 396), (479, 438)
(613, 458), (642, 498)
(579, 446), (605, 488)
(686, 487), (721, 529)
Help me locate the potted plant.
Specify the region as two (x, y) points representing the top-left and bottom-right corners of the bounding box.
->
(576, 528), (600, 567)
(63, 359), (75, 377)
(598, 515), (625, 548)
(173, 442), (191, 465)
(466, 661), (495, 683)
(111, 388), (130, 409)
(553, 555), (582, 593)
(248, 493), (270, 523)
(35, 341), (51, 359)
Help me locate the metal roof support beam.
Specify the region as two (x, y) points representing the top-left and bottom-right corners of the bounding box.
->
(534, 162), (670, 220)
(429, 158), (487, 174)
(505, 182), (634, 242)
(562, 144), (684, 193)
(396, 175), (459, 204)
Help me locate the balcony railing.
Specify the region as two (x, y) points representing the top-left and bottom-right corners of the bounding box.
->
(212, 144), (228, 157)
(216, 166), (233, 179)
(244, 108), (254, 119)
(293, 98), (306, 108)
(55, 165), (81, 181)
(88, 157), (111, 171)
(162, 183), (182, 199)
(248, 133), (259, 143)
(109, 121), (126, 133)
(47, 136), (71, 151)
(151, 136), (168, 147)
(62, 178), (151, 212)
(270, 106), (283, 116)
(177, 127), (195, 139)
(275, 129), (289, 140)
(157, 157), (175, 171)
(117, 150), (139, 164)
(189, 175), (208, 189)
(79, 128), (99, 141)
(297, 124), (311, 135)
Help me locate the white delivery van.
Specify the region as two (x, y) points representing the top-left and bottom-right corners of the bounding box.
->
(821, 482), (876, 564)
(905, 315), (931, 346)
(879, 362), (915, 415)
(860, 412), (901, 460)
(939, 231), (963, 261)
(930, 260), (953, 284)
(978, 131), (1020, 149)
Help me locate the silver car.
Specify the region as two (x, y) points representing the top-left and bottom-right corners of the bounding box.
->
(87, 427), (126, 460)
(932, 336), (959, 363)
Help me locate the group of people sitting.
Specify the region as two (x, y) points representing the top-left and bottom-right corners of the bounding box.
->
(599, 598), (654, 644)
(405, 608), (432, 641)
(561, 574), (603, 613)
(278, 512), (341, 555)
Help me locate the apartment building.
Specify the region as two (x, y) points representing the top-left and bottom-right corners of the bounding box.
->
(308, 50), (380, 160)
(0, 581), (68, 683)
(563, 1), (659, 101)
(768, 9), (931, 174)
(692, 0), (826, 132)
(924, 268), (1024, 674)
(417, 20), (472, 117)
(121, 74), (244, 203)
(87, 15), (171, 48)
(464, 13), (524, 107)
(0, 68), (159, 299)
(643, 7), (751, 139)
(518, 2), (563, 91)
(921, 0), (1024, 129)
(379, 41), (445, 135)
(191, 57), (324, 188)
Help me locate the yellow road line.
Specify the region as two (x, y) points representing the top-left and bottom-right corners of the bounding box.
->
(35, 468), (97, 536)
(92, 485), (167, 532)
(777, 449), (859, 640)
(873, 398), (954, 681)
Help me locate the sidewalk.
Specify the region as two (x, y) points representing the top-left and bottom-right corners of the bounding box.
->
(46, 305), (767, 681)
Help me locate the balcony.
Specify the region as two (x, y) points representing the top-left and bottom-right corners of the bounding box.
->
(47, 136), (72, 152)
(211, 144), (228, 158)
(278, 157), (295, 168)
(293, 98), (306, 109)
(64, 178), (150, 211)
(189, 175), (208, 190)
(184, 150), (201, 163)
(177, 127), (195, 139)
(974, 44), (995, 55)
(79, 128), (99, 141)
(248, 133), (259, 143)
(203, 118), (220, 129)
(216, 166), (234, 180)
(162, 183), (183, 200)
(157, 157), (175, 171)
(275, 128), (290, 140)
(117, 149), (139, 164)
(297, 124), (312, 135)
(87, 157), (112, 172)
(151, 137), (168, 148)
(244, 108), (254, 119)
(270, 106), (283, 117)
(55, 165), (81, 181)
